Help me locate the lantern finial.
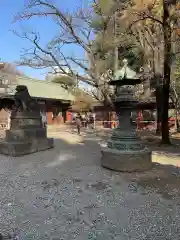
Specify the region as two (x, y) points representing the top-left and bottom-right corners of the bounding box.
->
(122, 58), (128, 67)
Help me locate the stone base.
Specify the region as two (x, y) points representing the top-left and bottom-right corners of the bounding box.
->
(5, 128), (47, 141)
(101, 147), (152, 172)
(0, 138), (54, 157)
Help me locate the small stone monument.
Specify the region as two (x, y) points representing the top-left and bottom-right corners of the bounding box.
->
(101, 59), (152, 172)
(0, 85), (54, 156)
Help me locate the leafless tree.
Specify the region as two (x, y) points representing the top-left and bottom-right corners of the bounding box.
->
(14, 0), (119, 103)
(0, 62), (25, 76)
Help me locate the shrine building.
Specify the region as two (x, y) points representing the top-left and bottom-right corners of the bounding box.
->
(0, 72), (75, 129)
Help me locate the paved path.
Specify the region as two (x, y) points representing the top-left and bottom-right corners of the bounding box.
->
(0, 130), (180, 239)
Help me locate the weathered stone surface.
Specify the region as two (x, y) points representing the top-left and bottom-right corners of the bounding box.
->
(11, 118), (42, 128)
(0, 138), (54, 157)
(0, 126), (54, 156)
(6, 128), (47, 141)
(10, 111), (42, 129)
(101, 147), (152, 172)
(101, 118), (152, 172)
(0, 86), (54, 156)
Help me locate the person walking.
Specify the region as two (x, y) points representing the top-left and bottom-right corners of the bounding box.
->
(75, 116), (82, 135)
(81, 113), (86, 127)
(92, 112), (96, 129)
(89, 113), (94, 129)
(41, 111), (47, 128)
(84, 113), (88, 128)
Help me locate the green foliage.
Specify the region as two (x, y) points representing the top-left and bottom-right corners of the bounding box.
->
(91, 0), (143, 74)
(175, 57), (180, 79)
(118, 43), (144, 71)
(90, 19), (105, 32)
(52, 75), (76, 88)
(71, 89), (95, 112)
(92, 0), (115, 15)
(90, 0), (115, 74)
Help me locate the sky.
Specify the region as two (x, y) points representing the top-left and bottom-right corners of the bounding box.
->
(0, 0), (91, 80)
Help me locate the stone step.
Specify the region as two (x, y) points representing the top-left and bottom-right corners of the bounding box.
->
(0, 138), (54, 156)
(5, 128), (47, 141)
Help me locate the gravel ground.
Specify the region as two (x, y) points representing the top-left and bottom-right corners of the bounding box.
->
(0, 130), (180, 239)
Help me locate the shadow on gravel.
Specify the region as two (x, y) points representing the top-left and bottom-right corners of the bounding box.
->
(120, 163), (180, 200)
(48, 130), (180, 202)
(1, 131), (180, 238)
(47, 133), (180, 202)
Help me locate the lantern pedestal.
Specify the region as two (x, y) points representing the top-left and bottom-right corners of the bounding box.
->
(101, 106), (151, 172)
(101, 148), (151, 172)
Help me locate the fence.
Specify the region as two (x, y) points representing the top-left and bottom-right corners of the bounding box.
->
(69, 119), (176, 130)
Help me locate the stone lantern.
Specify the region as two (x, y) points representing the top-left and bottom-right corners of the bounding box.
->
(101, 59), (152, 172)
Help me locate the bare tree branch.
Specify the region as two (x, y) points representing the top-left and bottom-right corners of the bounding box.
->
(13, 0), (121, 103)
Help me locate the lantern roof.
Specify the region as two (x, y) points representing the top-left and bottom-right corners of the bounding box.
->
(110, 59), (141, 86)
(114, 59), (137, 80)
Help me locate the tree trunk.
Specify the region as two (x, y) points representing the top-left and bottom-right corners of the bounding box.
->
(155, 85), (162, 134)
(161, 83), (170, 144)
(161, 2), (171, 144)
(154, 44), (163, 135)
